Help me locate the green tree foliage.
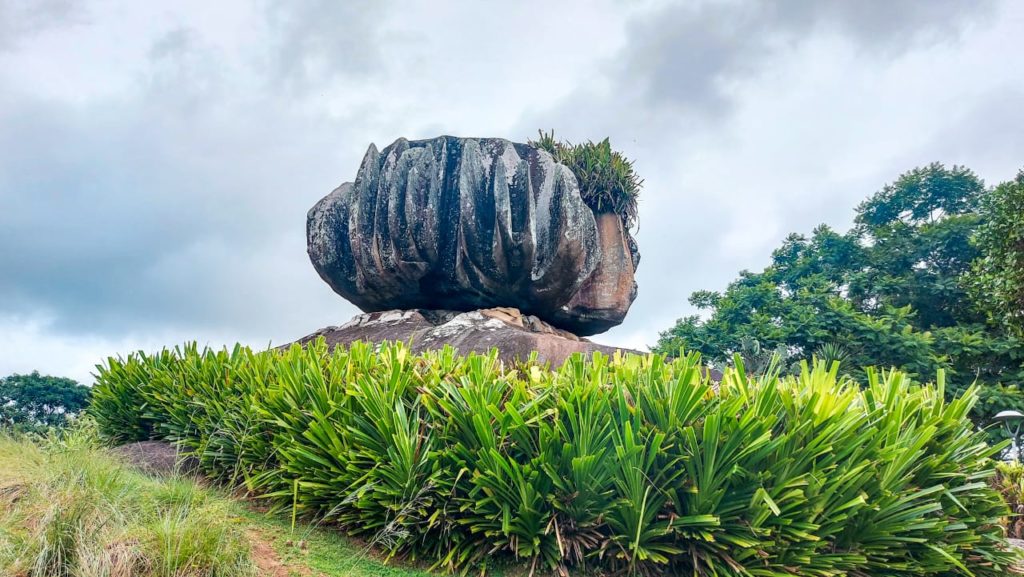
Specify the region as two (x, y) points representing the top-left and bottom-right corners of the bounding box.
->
(656, 164), (1024, 411)
(530, 130), (642, 229)
(0, 371), (91, 430)
(971, 170), (1024, 334)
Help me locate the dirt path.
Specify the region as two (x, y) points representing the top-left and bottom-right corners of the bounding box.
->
(248, 529), (311, 577)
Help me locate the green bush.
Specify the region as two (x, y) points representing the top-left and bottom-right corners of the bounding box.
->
(91, 341), (1020, 575)
(994, 462), (1024, 538)
(974, 384), (1024, 445)
(89, 349), (169, 443)
(530, 130), (642, 229)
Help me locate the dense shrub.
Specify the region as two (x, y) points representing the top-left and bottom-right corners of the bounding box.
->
(974, 384), (1024, 445)
(91, 340), (1020, 575)
(995, 462), (1024, 538)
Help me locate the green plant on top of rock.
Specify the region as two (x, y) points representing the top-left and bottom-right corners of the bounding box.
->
(531, 129), (642, 229)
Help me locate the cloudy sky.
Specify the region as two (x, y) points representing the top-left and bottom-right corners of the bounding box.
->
(2, 0), (1022, 382)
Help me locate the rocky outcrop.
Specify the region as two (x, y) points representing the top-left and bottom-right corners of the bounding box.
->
(549, 212), (640, 333)
(307, 136), (638, 336)
(289, 308), (638, 368)
(110, 441), (199, 477)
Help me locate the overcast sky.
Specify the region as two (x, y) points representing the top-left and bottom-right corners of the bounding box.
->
(2, 0), (1023, 382)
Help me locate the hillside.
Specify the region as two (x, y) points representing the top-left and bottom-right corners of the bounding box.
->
(0, 429), (432, 577)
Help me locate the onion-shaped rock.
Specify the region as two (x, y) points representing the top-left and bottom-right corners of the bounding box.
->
(307, 136), (638, 335)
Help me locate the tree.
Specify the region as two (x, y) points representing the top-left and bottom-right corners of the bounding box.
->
(0, 371), (91, 429)
(971, 170), (1024, 335)
(655, 164), (1024, 415)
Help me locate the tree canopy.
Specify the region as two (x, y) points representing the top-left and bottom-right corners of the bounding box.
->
(970, 170), (1024, 335)
(0, 371), (91, 430)
(655, 163), (1024, 430)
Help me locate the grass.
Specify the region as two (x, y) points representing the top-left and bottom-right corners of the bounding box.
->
(232, 507), (435, 577)
(0, 424), (432, 577)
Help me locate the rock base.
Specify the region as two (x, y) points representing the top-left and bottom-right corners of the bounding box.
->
(288, 307), (638, 367)
(110, 441), (199, 477)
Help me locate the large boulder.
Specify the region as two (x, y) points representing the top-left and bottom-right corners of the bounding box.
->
(110, 441), (199, 477)
(307, 136), (638, 336)
(289, 308), (638, 367)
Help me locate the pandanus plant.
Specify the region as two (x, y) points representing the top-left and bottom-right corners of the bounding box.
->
(91, 340), (1020, 576)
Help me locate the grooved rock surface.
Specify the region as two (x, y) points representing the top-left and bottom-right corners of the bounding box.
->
(289, 308), (639, 368)
(307, 136), (638, 336)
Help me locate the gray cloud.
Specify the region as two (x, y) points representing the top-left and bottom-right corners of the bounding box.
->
(515, 0), (1017, 349)
(262, 0), (389, 91)
(0, 10), (367, 338)
(0, 0), (1021, 382)
(610, 0), (997, 119)
(0, 0), (83, 51)
(922, 87), (1024, 183)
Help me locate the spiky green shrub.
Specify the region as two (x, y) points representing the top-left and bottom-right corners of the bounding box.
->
(90, 341), (1021, 576)
(530, 130), (642, 229)
(89, 349), (173, 444)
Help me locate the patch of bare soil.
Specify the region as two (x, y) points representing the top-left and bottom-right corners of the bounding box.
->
(248, 529), (310, 577)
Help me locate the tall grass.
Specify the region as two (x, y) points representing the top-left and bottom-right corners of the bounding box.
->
(91, 340), (1021, 575)
(0, 423), (254, 577)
